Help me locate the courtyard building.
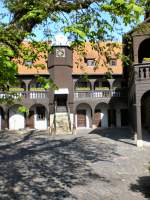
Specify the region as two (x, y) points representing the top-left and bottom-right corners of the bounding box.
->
(0, 15), (150, 147)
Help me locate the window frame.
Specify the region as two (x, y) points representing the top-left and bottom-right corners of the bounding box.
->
(109, 59), (117, 67)
(85, 58), (96, 67)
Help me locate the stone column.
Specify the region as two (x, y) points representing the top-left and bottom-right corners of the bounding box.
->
(107, 79), (115, 89)
(92, 108), (96, 129)
(91, 80), (95, 91)
(24, 80), (31, 91)
(135, 104), (143, 147)
(72, 113), (76, 134)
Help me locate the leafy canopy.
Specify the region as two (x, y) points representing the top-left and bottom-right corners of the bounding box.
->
(0, 0), (148, 95)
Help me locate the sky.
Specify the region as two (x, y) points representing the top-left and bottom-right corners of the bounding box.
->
(0, 1), (144, 42)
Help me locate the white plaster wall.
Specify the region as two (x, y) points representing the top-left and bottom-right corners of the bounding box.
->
(50, 114), (54, 127)
(70, 113), (74, 129)
(76, 104), (92, 128)
(101, 109), (108, 128)
(9, 106), (25, 130)
(34, 108), (48, 130)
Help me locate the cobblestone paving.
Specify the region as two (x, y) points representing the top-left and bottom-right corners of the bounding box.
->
(0, 128), (150, 200)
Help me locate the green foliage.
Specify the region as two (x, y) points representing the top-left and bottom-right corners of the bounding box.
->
(9, 87), (25, 91)
(143, 57), (150, 61)
(76, 87), (91, 91)
(37, 76), (58, 90)
(30, 87), (45, 91)
(18, 106), (29, 115)
(95, 87), (109, 90)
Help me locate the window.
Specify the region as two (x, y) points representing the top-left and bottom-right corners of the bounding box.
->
(109, 59), (117, 66)
(24, 60), (33, 67)
(86, 59), (95, 67)
(36, 106), (45, 120)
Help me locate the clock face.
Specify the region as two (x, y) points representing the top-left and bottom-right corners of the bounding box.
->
(56, 48), (65, 58)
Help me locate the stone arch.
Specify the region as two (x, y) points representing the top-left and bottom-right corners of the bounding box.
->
(8, 104), (25, 130)
(28, 104), (48, 130)
(138, 38), (150, 63)
(76, 103), (92, 128)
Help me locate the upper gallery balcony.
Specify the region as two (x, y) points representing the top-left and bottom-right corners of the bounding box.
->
(0, 91), (49, 101)
(0, 79), (49, 102)
(74, 78), (127, 100)
(74, 89), (127, 100)
(133, 37), (150, 81)
(134, 62), (150, 80)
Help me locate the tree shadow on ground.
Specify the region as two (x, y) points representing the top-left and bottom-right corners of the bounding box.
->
(130, 176), (150, 199)
(89, 128), (136, 146)
(0, 131), (117, 200)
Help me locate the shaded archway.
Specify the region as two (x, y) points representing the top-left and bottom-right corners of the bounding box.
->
(94, 79), (110, 90)
(76, 103), (92, 128)
(28, 79), (44, 91)
(141, 90), (150, 130)
(138, 38), (150, 63)
(94, 103), (109, 128)
(9, 80), (26, 91)
(28, 104), (48, 130)
(112, 79), (121, 89)
(74, 79), (92, 91)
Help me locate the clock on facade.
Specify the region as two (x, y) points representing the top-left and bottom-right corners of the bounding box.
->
(56, 48), (66, 58)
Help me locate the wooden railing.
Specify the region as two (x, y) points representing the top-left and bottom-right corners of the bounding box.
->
(0, 91), (49, 100)
(134, 63), (150, 80)
(74, 89), (126, 99)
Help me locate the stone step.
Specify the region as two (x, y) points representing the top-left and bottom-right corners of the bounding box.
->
(55, 112), (70, 133)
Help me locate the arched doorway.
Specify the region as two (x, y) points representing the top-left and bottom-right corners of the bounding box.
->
(138, 38), (150, 63)
(28, 104), (48, 130)
(76, 103), (92, 128)
(141, 90), (150, 130)
(9, 104), (25, 130)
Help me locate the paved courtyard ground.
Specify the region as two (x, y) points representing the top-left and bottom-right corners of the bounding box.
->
(0, 128), (150, 200)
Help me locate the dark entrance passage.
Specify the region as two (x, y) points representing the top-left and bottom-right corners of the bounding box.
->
(108, 109), (116, 127)
(27, 110), (34, 128)
(141, 91), (150, 130)
(94, 109), (101, 127)
(121, 109), (128, 127)
(55, 94), (67, 112)
(77, 110), (86, 127)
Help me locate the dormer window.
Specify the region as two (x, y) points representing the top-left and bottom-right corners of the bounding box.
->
(109, 59), (117, 66)
(24, 60), (33, 67)
(85, 58), (95, 67)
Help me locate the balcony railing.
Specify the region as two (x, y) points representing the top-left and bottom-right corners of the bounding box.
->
(0, 91), (49, 100)
(74, 89), (126, 99)
(134, 63), (150, 80)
